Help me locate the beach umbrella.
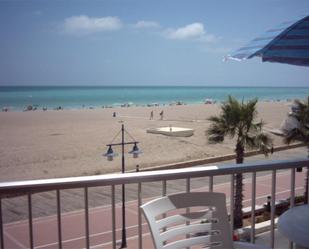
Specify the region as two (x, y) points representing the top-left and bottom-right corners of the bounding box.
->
(226, 15), (309, 67)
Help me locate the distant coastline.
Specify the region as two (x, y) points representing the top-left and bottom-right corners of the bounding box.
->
(0, 86), (308, 111)
(1, 85), (308, 89)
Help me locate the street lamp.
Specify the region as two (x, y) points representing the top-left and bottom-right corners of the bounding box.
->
(105, 145), (118, 161)
(103, 123), (142, 248)
(129, 142), (143, 158)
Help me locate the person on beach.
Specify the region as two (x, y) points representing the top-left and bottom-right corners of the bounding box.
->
(159, 110), (164, 120)
(150, 110), (153, 120)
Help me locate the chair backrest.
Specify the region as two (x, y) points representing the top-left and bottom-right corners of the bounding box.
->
(141, 192), (233, 249)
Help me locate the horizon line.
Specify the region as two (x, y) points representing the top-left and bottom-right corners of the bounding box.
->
(0, 84), (308, 88)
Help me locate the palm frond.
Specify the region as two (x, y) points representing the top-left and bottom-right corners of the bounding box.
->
(208, 134), (224, 143)
(244, 135), (257, 149)
(284, 128), (307, 144)
(249, 120), (264, 133)
(255, 133), (273, 156)
(207, 116), (222, 123)
(207, 119), (227, 143)
(283, 96), (309, 146)
(206, 96), (270, 154)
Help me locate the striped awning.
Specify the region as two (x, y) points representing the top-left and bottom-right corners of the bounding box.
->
(227, 15), (309, 67)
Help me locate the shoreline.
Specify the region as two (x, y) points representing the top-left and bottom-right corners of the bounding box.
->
(1, 98), (297, 113)
(1, 86), (308, 112)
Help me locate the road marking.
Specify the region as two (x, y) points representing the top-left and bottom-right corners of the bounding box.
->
(91, 231), (152, 249)
(3, 230), (27, 249)
(33, 223), (150, 249)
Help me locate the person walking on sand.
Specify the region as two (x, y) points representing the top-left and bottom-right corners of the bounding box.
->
(159, 110), (164, 120)
(150, 110), (153, 120)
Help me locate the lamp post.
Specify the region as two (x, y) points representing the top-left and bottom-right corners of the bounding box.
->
(103, 123), (142, 248)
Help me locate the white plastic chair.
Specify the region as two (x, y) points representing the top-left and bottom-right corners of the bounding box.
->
(141, 192), (270, 249)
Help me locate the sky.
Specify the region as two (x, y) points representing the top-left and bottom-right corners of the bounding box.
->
(0, 0), (308, 87)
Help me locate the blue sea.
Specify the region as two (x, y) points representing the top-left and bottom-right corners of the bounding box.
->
(0, 86), (309, 111)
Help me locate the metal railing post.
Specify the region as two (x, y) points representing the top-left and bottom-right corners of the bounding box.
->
(0, 199), (3, 249)
(28, 193), (34, 249)
(250, 172), (256, 243)
(137, 166), (142, 249)
(162, 180), (167, 244)
(209, 176), (213, 192)
(270, 170), (276, 249)
(289, 168), (296, 249)
(84, 187), (90, 249)
(56, 189), (62, 249)
(186, 178), (191, 247)
(230, 174), (234, 238)
(111, 185), (116, 249)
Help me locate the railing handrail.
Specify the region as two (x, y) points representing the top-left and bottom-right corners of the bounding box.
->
(0, 158), (308, 197)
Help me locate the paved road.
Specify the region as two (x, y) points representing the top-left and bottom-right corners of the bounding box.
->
(2, 147), (307, 224)
(1, 147), (308, 248)
(2, 162), (306, 249)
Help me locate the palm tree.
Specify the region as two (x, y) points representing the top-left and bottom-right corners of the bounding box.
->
(207, 96), (272, 229)
(284, 97), (309, 204)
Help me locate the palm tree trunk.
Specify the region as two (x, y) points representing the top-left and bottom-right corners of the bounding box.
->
(305, 167), (308, 204)
(234, 143), (244, 229)
(305, 145), (309, 204)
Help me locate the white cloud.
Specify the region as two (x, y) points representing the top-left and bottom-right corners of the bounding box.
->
(165, 22), (218, 43)
(63, 15), (122, 35)
(134, 20), (160, 29)
(166, 23), (204, 40)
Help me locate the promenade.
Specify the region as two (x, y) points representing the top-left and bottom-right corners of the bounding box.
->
(2, 147), (307, 248)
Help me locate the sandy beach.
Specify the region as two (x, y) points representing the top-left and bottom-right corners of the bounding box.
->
(0, 101), (293, 181)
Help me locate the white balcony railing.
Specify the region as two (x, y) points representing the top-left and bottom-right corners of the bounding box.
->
(0, 158), (308, 249)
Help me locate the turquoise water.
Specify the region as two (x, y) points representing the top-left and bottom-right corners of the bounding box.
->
(0, 86), (309, 111)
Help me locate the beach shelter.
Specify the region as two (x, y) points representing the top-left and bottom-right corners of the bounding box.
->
(226, 15), (309, 67)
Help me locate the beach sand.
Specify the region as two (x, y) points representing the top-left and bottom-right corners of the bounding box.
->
(0, 101), (292, 181)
